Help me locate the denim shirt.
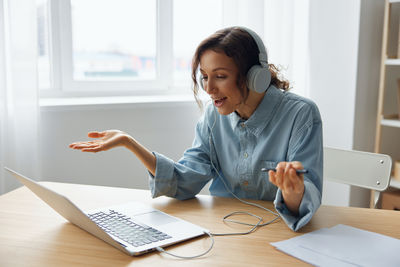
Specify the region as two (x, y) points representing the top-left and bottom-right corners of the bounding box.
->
(149, 85), (323, 231)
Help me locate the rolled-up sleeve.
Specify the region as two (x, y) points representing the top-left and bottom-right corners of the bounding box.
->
(149, 116), (214, 200)
(149, 152), (177, 198)
(274, 179), (321, 231)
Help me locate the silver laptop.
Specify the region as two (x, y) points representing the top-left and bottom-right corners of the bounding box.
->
(5, 167), (207, 256)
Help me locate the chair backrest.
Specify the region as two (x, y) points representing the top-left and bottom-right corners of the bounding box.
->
(323, 147), (392, 191)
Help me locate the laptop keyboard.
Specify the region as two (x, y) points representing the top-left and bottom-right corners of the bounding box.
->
(88, 210), (172, 247)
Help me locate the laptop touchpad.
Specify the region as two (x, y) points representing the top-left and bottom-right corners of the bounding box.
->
(135, 211), (179, 226)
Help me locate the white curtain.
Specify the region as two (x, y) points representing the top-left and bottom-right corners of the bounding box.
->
(264, 0), (310, 97)
(221, 0), (310, 96)
(0, 0), (39, 194)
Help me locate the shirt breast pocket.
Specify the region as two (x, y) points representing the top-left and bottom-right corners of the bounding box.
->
(260, 160), (278, 173)
(253, 160), (279, 200)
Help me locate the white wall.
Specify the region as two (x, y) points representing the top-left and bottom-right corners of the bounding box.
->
(39, 101), (201, 191)
(308, 0), (385, 207)
(351, 0), (388, 207)
(308, 0), (360, 207)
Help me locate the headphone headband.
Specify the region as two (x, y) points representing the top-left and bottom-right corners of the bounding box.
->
(236, 26), (268, 67)
(236, 26), (271, 93)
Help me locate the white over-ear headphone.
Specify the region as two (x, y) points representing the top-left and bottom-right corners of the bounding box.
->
(238, 27), (271, 93)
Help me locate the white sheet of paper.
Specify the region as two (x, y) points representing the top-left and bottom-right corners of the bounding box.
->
(273, 236), (358, 267)
(271, 224), (400, 267)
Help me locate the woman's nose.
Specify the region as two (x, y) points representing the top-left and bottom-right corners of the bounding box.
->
(204, 79), (216, 94)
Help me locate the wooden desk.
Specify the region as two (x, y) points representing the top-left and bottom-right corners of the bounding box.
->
(1, 182), (400, 267)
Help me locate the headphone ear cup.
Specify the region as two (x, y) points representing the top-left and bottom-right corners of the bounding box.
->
(247, 65), (271, 93)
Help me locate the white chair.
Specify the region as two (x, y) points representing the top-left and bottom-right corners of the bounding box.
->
(323, 147), (392, 208)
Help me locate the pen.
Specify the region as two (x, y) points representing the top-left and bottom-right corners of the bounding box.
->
(261, 168), (308, 174)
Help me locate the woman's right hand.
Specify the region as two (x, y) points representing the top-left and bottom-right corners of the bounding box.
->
(69, 130), (156, 175)
(69, 130), (130, 153)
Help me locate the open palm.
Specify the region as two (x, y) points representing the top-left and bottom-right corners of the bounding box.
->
(69, 130), (128, 152)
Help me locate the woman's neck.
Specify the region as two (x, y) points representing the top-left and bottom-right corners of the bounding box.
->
(235, 90), (265, 119)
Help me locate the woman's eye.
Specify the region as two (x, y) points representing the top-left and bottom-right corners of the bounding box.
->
(216, 75), (226, 79)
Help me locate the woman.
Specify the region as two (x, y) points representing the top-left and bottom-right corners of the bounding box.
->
(70, 27), (323, 231)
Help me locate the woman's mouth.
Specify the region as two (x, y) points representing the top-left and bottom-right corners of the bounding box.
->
(213, 97), (227, 107)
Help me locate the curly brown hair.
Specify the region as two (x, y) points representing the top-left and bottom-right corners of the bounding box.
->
(191, 27), (290, 108)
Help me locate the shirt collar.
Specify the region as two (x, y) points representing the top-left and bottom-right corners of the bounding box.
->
(228, 85), (284, 136)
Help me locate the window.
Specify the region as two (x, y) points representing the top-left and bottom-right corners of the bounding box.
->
(38, 0), (265, 98)
(71, 0), (157, 82)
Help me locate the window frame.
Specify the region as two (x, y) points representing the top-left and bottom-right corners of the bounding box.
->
(44, 0), (173, 97)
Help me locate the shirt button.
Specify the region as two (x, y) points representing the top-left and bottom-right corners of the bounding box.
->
(243, 181), (249, 186)
(244, 152), (248, 158)
(241, 123), (245, 128)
